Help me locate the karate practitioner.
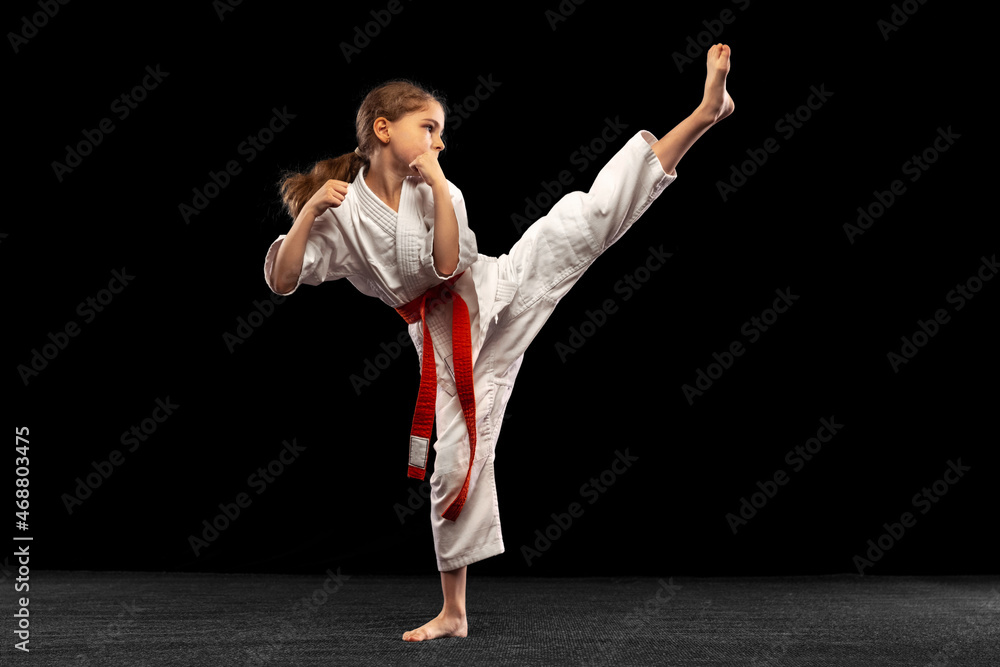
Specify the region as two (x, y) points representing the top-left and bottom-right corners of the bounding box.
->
(265, 43), (735, 641)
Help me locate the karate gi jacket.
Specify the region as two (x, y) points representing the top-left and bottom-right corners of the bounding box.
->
(264, 166), (478, 305)
(262, 164), (501, 378)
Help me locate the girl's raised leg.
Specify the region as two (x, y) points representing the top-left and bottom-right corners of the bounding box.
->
(400, 44), (735, 645)
(401, 566), (468, 641)
(652, 43), (735, 176)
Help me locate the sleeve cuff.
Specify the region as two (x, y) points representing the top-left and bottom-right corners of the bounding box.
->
(429, 259), (462, 281)
(422, 182), (477, 281)
(263, 235), (300, 296)
(638, 129), (679, 185)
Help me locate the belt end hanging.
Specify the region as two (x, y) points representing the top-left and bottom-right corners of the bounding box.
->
(407, 434), (430, 481)
(440, 483), (470, 521)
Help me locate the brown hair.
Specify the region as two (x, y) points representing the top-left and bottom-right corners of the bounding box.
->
(277, 79), (448, 220)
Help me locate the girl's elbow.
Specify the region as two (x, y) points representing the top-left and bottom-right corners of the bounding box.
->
(436, 261), (459, 277)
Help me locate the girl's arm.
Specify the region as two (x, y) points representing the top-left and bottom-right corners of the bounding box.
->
(272, 179), (348, 293)
(430, 181), (460, 276)
(410, 152), (460, 277)
(272, 208), (317, 294)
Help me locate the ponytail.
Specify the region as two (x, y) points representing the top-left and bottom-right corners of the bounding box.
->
(276, 78), (447, 221)
(278, 152), (369, 220)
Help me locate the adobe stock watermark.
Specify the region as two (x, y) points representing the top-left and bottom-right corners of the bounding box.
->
(392, 414), (514, 523)
(179, 105), (297, 224)
(671, 0), (751, 73)
(590, 586), (712, 667)
(852, 458), (971, 575)
(843, 126), (961, 245)
(622, 578), (683, 632)
(681, 287), (800, 405)
(348, 278), (465, 394)
(51, 65), (170, 183)
(877, 0), (929, 41)
(554, 244), (674, 363)
(394, 480), (433, 524)
(445, 74), (501, 132)
(8, 0), (71, 54)
(520, 448), (639, 566)
(511, 116), (631, 235)
(716, 83), (834, 202)
(16, 267), (135, 387)
(188, 438), (306, 556)
(544, 0), (587, 31)
(73, 599), (148, 667)
(886, 253), (997, 373)
(349, 328), (413, 395)
(238, 566), (350, 666)
(213, 0), (242, 21)
(61, 396), (180, 515)
(923, 587), (1000, 667)
(747, 625), (809, 667)
(339, 0), (413, 63)
(726, 416), (844, 534)
(223, 290), (287, 353)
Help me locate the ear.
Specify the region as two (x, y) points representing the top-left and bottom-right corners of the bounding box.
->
(372, 116), (391, 144)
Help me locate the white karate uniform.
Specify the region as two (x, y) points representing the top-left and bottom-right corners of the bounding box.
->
(264, 130), (676, 571)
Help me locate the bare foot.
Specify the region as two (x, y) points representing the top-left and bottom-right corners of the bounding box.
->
(401, 610), (468, 642)
(700, 43), (735, 124)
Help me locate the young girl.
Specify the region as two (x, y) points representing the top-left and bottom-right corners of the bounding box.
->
(264, 44), (734, 642)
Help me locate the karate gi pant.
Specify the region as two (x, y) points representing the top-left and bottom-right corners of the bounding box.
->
(412, 130), (677, 571)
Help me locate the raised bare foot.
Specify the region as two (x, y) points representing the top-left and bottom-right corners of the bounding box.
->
(401, 610), (468, 642)
(700, 43), (735, 124)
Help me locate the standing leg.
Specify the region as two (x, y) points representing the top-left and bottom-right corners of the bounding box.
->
(402, 340), (519, 641)
(402, 566), (468, 641)
(400, 271), (501, 642)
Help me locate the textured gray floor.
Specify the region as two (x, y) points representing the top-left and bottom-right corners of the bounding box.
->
(2, 571), (997, 666)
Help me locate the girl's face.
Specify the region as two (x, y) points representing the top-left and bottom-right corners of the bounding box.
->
(388, 102), (446, 165)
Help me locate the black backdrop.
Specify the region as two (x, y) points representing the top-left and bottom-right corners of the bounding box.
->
(8, 0), (995, 578)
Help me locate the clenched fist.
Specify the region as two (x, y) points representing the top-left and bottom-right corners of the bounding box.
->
(408, 151), (446, 188)
(305, 179), (349, 219)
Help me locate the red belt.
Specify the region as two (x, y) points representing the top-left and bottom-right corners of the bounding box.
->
(394, 272), (476, 522)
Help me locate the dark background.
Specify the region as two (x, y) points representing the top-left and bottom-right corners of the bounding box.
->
(7, 0), (994, 578)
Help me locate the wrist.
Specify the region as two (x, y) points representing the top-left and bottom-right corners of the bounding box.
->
(296, 208), (317, 226)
